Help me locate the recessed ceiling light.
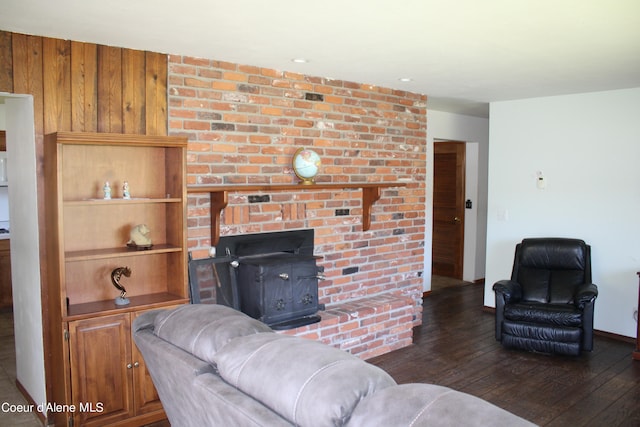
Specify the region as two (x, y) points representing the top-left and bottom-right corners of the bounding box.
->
(292, 58), (309, 63)
(398, 77), (413, 82)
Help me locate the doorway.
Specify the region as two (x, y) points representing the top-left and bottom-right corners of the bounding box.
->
(432, 140), (465, 279)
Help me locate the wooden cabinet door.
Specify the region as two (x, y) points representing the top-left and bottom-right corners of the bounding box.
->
(0, 240), (12, 309)
(131, 310), (163, 415)
(69, 314), (133, 426)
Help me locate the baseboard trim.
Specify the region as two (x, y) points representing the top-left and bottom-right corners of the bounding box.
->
(594, 329), (635, 344)
(15, 379), (45, 425)
(423, 278), (485, 299)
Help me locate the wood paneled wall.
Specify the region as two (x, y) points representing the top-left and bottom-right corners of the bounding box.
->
(0, 30), (168, 420)
(0, 30), (168, 136)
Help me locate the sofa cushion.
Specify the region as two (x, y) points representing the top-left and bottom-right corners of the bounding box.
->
(347, 383), (536, 427)
(213, 332), (396, 427)
(153, 304), (272, 364)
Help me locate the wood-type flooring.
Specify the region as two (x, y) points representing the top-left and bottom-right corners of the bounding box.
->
(369, 282), (640, 426)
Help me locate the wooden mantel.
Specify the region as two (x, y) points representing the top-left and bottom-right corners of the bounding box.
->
(187, 183), (407, 245)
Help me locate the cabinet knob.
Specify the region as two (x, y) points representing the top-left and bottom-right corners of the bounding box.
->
(278, 273), (289, 280)
(126, 363), (132, 369)
(134, 361), (140, 368)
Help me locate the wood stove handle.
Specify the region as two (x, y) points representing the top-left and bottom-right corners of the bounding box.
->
(296, 273), (327, 280)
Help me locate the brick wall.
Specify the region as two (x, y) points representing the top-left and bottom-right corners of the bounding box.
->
(168, 55), (426, 358)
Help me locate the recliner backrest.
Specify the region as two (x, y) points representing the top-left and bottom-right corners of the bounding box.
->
(512, 238), (590, 304)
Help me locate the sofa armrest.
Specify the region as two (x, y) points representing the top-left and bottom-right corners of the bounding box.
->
(132, 309), (164, 333)
(574, 283), (598, 309)
(492, 280), (522, 303)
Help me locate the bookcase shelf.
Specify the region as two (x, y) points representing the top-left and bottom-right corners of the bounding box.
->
(64, 197), (182, 205)
(65, 244), (183, 262)
(45, 131), (188, 426)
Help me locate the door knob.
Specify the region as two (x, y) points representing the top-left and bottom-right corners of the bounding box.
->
(453, 217), (461, 223)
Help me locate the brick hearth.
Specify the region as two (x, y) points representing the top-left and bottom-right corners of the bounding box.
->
(279, 293), (415, 360)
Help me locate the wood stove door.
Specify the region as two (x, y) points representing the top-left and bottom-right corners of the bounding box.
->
(290, 261), (320, 317)
(261, 262), (294, 324)
(238, 258), (319, 326)
(236, 261), (290, 324)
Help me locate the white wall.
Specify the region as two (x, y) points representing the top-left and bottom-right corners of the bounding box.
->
(426, 110), (489, 289)
(1, 94), (46, 414)
(485, 87), (640, 338)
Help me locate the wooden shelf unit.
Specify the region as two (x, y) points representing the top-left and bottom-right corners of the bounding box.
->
(187, 183), (407, 245)
(44, 132), (189, 427)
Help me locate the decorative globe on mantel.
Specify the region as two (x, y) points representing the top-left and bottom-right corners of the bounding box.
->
(292, 147), (321, 185)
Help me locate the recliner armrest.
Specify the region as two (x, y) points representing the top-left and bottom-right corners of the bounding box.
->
(492, 280), (521, 342)
(492, 280), (522, 304)
(574, 283), (598, 309)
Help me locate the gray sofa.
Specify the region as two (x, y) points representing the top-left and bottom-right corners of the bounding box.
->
(133, 304), (536, 427)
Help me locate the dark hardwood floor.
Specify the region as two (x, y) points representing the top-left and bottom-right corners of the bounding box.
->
(368, 282), (640, 426)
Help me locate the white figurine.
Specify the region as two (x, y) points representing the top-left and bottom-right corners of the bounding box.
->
(103, 181), (111, 199)
(123, 181), (130, 199)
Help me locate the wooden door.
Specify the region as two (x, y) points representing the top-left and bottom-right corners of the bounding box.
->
(432, 141), (465, 279)
(69, 314), (133, 426)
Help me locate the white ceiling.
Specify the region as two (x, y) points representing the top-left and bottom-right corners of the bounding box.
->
(2, 0), (640, 118)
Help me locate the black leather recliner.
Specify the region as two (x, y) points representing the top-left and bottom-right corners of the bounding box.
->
(493, 238), (598, 356)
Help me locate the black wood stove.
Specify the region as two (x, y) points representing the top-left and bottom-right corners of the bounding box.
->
(216, 229), (325, 330)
